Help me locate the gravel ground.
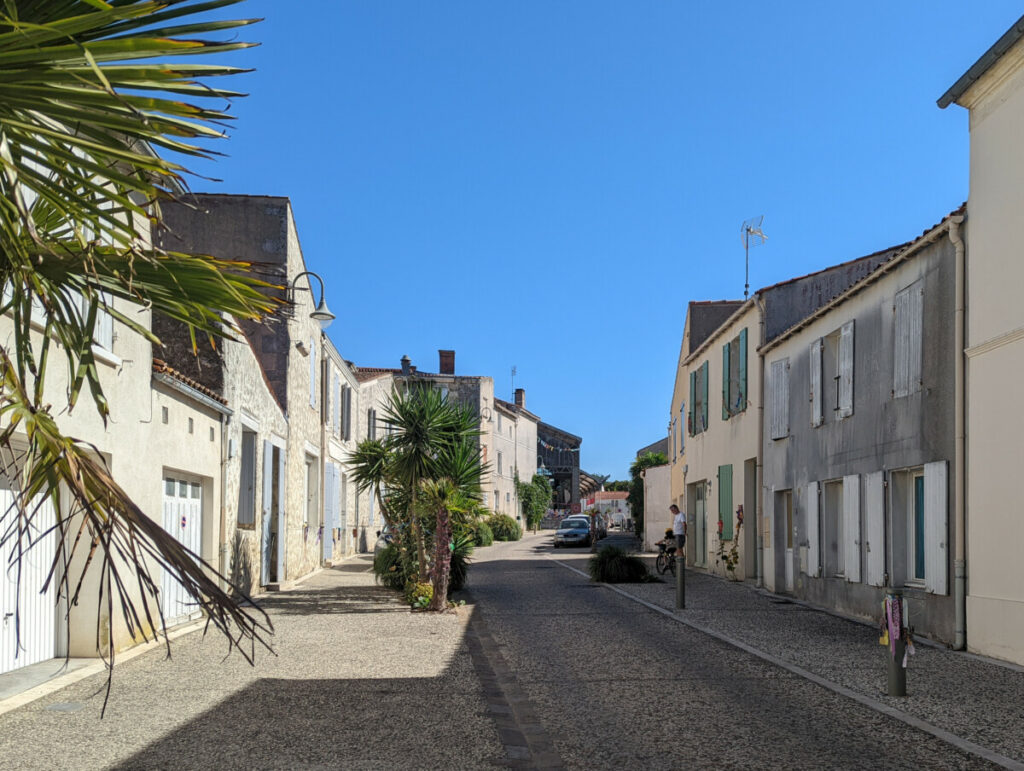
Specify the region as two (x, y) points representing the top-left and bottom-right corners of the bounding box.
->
(554, 543), (1024, 764)
(469, 533), (1003, 770)
(0, 556), (503, 770)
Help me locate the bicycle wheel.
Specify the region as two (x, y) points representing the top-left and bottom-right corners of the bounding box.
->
(668, 555), (676, 577)
(655, 553), (667, 575)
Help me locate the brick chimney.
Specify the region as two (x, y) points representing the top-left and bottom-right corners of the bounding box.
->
(439, 349), (455, 375)
(514, 388), (525, 408)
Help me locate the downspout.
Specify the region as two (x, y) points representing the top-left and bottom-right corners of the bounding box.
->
(320, 340), (329, 566)
(949, 215), (967, 650)
(755, 294), (766, 588)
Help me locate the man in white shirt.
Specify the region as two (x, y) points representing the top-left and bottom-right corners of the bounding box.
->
(671, 504), (687, 559)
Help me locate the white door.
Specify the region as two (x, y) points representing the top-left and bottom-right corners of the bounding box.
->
(161, 477), (203, 628)
(783, 491), (795, 592)
(1, 486), (58, 675)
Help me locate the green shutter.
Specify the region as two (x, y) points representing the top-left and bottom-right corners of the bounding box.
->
(688, 371), (696, 436)
(701, 361), (709, 432)
(718, 463), (733, 540)
(722, 341), (731, 420)
(738, 328), (748, 411)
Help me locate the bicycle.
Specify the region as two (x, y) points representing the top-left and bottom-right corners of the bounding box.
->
(655, 540), (677, 576)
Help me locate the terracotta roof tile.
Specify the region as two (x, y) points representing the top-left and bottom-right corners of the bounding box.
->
(152, 358), (227, 405)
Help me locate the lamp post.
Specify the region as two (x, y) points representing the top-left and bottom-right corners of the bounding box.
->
(289, 270), (335, 329)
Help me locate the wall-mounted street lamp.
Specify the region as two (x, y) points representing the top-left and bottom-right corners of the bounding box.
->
(289, 270), (335, 330)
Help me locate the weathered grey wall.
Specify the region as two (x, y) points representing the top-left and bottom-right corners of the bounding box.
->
(762, 234), (956, 643)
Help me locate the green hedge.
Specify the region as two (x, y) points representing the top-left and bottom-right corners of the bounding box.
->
(487, 514), (522, 542)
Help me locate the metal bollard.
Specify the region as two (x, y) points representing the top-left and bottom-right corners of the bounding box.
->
(676, 555), (685, 609)
(885, 590), (906, 697)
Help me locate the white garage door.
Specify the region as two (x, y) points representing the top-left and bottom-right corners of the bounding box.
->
(1, 487), (58, 675)
(161, 477), (203, 629)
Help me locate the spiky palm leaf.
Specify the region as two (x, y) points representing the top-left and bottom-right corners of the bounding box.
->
(0, 0), (276, 708)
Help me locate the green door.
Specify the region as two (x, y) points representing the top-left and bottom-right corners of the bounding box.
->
(718, 464), (734, 541)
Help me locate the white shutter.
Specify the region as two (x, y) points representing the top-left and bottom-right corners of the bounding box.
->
(309, 338), (317, 408)
(842, 474), (861, 583)
(909, 286), (923, 393)
(864, 471), (885, 586)
(770, 359), (789, 440)
(924, 460), (948, 595)
(806, 481), (820, 577)
(894, 290), (911, 398)
(838, 320), (854, 417)
(810, 339), (823, 426)
(94, 293), (113, 351)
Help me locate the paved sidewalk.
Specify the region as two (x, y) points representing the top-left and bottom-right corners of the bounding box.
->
(557, 549), (1024, 766)
(0, 556), (503, 770)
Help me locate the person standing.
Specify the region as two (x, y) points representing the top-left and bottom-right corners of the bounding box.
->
(671, 504), (687, 559)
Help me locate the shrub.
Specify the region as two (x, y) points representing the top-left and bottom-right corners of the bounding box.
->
(404, 581), (433, 609)
(473, 520), (494, 547)
(588, 545), (649, 583)
(488, 514), (522, 542)
(448, 533), (475, 595)
(373, 544), (407, 590)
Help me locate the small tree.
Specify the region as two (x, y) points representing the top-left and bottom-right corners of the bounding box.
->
(629, 452), (669, 538)
(515, 472), (552, 532)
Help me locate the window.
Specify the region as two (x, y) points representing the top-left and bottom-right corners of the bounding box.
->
(506, 492), (510, 504)
(497, 452), (503, 477)
(890, 462), (947, 593)
(188, 417), (194, 434)
(823, 479), (844, 577)
(237, 430), (257, 528)
(341, 385), (352, 441)
(818, 321), (854, 420)
(688, 361), (709, 436)
(309, 337), (317, 409)
(894, 281), (923, 398)
(494, 490), (500, 510)
(721, 328), (748, 419)
(497, 413), (502, 433)
(769, 359), (789, 440)
(367, 408), (377, 440)
(161, 406), (168, 424)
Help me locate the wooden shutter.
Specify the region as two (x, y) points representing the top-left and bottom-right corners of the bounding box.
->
(718, 464), (733, 541)
(864, 471), (885, 587)
(700, 361), (709, 431)
(679, 404), (685, 454)
(894, 282), (923, 398)
(770, 359), (789, 440)
(261, 441), (273, 584)
(344, 384), (352, 438)
(810, 338), (823, 427)
(332, 374), (341, 436)
(806, 481), (820, 577)
(842, 474), (861, 583)
(688, 371), (696, 436)
(838, 321), (854, 417)
(309, 338), (317, 408)
(276, 447), (287, 578)
(738, 328), (748, 411)
(924, 460), (948, 595)
(722, 342), (731, 420)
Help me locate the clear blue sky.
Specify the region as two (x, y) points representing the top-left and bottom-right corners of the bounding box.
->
(188, 2), (1020, 480)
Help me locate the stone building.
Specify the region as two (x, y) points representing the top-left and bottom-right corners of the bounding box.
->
(493, 389), (540, 519)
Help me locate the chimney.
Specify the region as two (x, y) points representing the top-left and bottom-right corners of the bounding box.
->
(400, 355), (411, 376)
(514, 388), (525, 408)
(439, 349), (455, 375)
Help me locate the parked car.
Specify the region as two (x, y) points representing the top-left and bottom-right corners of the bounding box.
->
(553, 518), (591, 548)
(373, 525), (394, 557)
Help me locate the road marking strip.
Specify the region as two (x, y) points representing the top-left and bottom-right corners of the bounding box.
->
(549, 557), (1024, 771)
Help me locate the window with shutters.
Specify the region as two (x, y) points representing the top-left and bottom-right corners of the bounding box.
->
(893, 281), (923, 398)
(820, 322), (855, 419)
(890, 463), (947, 593)
(688, 361), (710, 436)
(304, 454), (319, 529)
(810, 338), (823, 427)
(343, 386), (353, 441)
(497, 451), (503, 477)
(367, 408), (377, 440)
(721, 328), (748, 419)
(769, 358), (789, 440)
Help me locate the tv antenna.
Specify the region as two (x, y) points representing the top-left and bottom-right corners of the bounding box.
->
(511, 365), (517, 399)
(741, 216), (767, 299)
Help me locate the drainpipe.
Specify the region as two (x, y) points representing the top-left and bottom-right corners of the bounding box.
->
(755, 294), (766, 588)
(949, 215), (966, 650)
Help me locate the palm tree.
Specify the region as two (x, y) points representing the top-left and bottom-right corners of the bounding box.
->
(347, 438), (395, 530)
(0, 0), (276, 692)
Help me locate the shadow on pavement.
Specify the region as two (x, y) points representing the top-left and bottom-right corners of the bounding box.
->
(257, 584), (407, 616)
